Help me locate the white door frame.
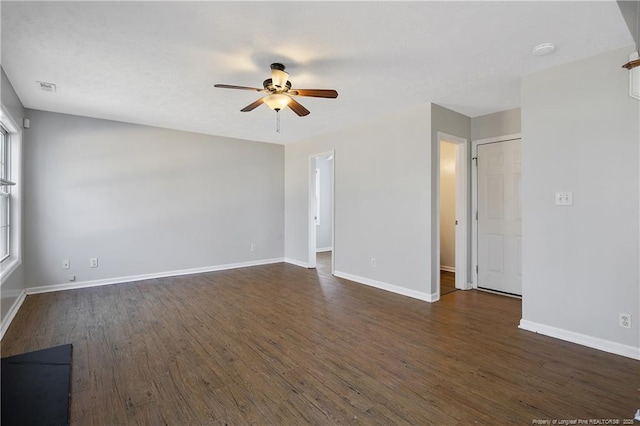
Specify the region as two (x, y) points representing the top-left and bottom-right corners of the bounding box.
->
(436, 132), (470, 299)
(308, 150), (335, 273)
(471, 133), (521, 289)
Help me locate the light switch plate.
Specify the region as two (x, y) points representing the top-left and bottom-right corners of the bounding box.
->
(555, 191), (573, 206)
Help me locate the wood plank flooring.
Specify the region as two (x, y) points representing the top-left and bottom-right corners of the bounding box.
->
(440, 271), (456, 296)
(2, 261), (639, 424)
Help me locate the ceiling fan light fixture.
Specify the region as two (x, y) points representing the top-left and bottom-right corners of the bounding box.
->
(214, 62), (337, 121)
(264, 93), (291, 111)
(271, 68), (289, 90)
(271, 62), (289, 90)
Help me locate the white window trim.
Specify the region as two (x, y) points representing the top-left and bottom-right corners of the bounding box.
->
(0, 125), (9, 262)
(0, 105), (23, 280)
(0, 192), (9, 263)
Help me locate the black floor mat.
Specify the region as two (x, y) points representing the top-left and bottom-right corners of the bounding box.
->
(1, 344), (73, 426)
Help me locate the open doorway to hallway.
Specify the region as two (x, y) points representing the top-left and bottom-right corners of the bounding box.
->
(440, 141), (458, 296)
(436, 132), (469, 299)
(308, 151), (335, 274)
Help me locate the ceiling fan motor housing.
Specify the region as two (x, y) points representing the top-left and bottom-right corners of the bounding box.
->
(263, 78), (292, 92)
(269, 63), (290, 90)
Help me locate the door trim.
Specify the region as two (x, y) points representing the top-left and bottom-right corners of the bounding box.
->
(436, 132), (470, 300)
(471, 133), (521, 289)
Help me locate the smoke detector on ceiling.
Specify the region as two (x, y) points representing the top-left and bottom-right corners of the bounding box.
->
(37, 81), (57, 92)
(532, 43), (555, 56)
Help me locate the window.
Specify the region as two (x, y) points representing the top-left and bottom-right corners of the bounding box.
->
(0, 125), (10, 261)
(0, 108), (21, 276)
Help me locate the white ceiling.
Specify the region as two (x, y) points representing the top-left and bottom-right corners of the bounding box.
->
(1, 1), (633, 144)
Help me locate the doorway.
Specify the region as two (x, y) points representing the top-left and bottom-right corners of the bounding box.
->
(472, 135), (522, 297)
(439, 141), (458, 295)
(308, 151), (335, 274)
(436, 133), (469, 299)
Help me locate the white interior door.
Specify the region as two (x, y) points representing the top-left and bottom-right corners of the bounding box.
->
(477, 140), (522, 295)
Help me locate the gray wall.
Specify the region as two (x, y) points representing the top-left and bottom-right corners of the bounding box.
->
(430, 104), (471, 291)
(1, 67), (25, 328)
(521, 47), (639, 350)
(315, 156), (333, 251)
(24, 110), (284, 288)
(471, 108), (521, 141)
(617, 1), (638, 48)
(1, 68), (24, 127)
(285, 105), (433, 297)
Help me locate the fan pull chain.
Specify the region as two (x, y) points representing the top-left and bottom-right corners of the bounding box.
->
(276, 109), (281, 133)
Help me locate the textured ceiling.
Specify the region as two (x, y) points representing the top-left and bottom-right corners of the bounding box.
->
(1, 1), (634, 144)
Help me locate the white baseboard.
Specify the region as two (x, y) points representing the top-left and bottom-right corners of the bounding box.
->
(316, 247), (333, 253)
(284, 258), (311, 268)
(26, 258), (285, 295)
(440, 265), (455, 273)
(333, 270), (436, 303)
(519, 319), (640, 360)
(1, 289), (26, 339)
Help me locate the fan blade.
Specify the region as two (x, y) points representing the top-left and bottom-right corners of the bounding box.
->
(241, 97), (264, 112)
(289, 89), (338, 99)
(214, 84), (263, 92)
(288, 98), (310, 117)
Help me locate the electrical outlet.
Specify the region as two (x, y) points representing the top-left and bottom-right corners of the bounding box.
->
(90, 257), (98, 268)
(62, 259), (70, 270)
(619, 313), (631, 329)
(371, 258), (376, 267)
(68, 275), (76, 282)
(250, 244), (256, 252)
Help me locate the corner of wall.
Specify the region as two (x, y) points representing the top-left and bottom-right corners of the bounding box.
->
(521, 47), (640, 355)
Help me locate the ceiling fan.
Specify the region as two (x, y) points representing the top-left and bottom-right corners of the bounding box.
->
(214, 63), (338, 118)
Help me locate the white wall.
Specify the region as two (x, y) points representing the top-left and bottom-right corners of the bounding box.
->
(521, 47), (640, 357)
(23, 110), (284, 289)
(285, 105), (433, 299)
(439, 142), (456, 269)
(315, 156), (333, 251)
(1, 67), (26, 329)
(471, 108), (521, 141)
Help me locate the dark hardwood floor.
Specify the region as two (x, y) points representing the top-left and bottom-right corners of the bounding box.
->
(316, 251), (332, 275)
(2, 261), (638, 424)
(440, 270), (456, 296)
